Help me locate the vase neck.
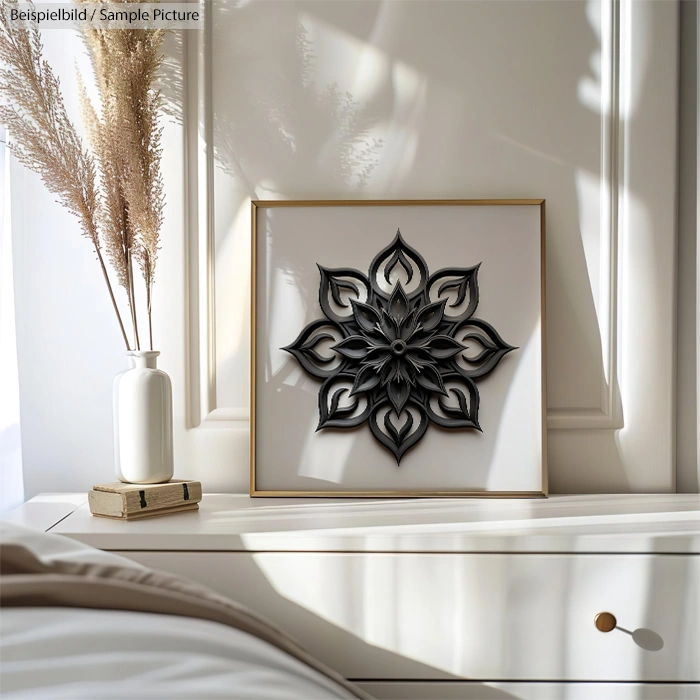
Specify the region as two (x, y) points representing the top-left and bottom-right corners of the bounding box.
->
(127, 351), (160, 369)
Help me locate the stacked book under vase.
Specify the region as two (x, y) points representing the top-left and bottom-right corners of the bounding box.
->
(88, 480), (202, 520)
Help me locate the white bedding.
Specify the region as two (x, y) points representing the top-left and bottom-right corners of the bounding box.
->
(1, 607), (355, 699)
(0, 523), (361, 700)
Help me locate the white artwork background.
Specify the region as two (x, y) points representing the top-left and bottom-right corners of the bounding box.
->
(255, 205), (543, 492)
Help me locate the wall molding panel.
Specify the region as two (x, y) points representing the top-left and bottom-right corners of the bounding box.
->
(548, 0), (622, 430)
(185, 7), (223, 429)
(548, 0), (678, 490)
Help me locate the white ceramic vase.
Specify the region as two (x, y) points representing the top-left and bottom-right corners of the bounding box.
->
(113, 351), (173, 484)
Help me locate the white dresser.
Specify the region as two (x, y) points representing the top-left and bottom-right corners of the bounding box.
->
(7, 493), (700, 699)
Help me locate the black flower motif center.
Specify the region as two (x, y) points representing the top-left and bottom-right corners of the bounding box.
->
(390, 340), (406, 356)
(283, 230), (517, 464)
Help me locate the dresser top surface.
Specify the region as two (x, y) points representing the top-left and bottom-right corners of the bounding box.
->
(5, 493), (699, 553)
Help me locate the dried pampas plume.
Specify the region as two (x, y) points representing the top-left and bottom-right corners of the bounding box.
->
(0, 0), (166, 350)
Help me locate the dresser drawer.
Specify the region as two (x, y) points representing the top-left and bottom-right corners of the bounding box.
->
(118, 552), (699, 682)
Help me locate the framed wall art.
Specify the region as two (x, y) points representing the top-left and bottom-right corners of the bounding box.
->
(250, 200), (547, 497)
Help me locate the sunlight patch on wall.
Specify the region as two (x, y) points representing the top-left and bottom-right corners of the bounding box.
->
(299, 12), (390, 106)
(299, 10), (427, 192)
(216, 200), (251, 365)
(578, 0), (604, 115)
(579, 0), (652, 120)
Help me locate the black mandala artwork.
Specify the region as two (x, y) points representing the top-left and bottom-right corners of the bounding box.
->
(282, 231), (517, 464)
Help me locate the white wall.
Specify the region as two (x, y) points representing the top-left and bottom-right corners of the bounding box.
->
(11, 0), (685, 498)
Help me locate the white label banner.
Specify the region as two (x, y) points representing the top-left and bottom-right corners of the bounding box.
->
(6, 3), (203, 29)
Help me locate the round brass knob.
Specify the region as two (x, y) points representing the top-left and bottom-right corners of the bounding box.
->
(595, 612), (617, 632)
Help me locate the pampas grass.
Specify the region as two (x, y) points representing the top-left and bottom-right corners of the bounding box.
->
(0, 0), (165, 350)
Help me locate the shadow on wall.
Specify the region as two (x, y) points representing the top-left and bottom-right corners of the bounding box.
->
(155, 0), (682, 489)
(160, 4), (384, 193)
(211, 3), (387, 193)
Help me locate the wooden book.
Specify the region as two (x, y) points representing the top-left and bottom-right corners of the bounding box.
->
(88, 480), (202, 520)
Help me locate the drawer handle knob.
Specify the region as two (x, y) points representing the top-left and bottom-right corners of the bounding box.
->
(594, 612), (617, 633)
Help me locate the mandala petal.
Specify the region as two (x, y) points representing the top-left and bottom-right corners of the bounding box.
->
(350, 299), (382, 334)
(379, 309), (399, 341)
(428, 265), (480, 322)
(405, 348), (436, 372)
(387, 283), (411, 324)
(282, 319), (342, 378)
(399, 309), (418, 341)
(369, 404), (428, 463)
(318, 266), (370, 323)
(422, 334), (466, 359)
(393, 358), (415, 385)
(452, 318), (516, 378)
(415, 298), (447, 332)
(415, 364), (448, 395)
(368, 230), (429, 300)
(425, 372), (481, 430)
(362, 347), (392, 367)
(385, 409), (413, 446)
(331, 335), (374, 360)
(317, 374), (373, 429)
(387, 380), (411, 414)
(382, 410), (418, 453)
(350, 364), (382, 396)
(380, 360), (396, 385)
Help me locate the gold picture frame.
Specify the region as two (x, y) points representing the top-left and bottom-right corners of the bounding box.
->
(250, 199), (547, 498)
